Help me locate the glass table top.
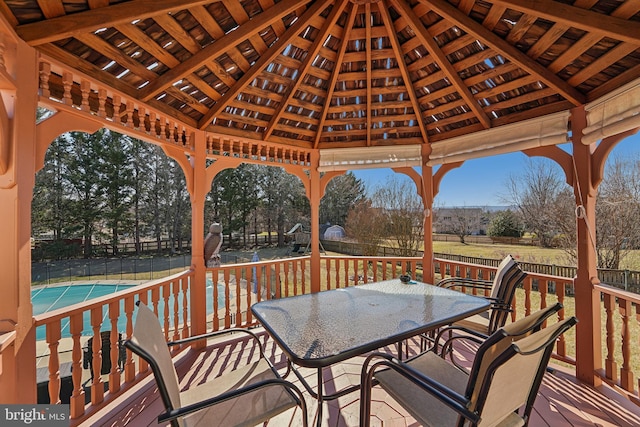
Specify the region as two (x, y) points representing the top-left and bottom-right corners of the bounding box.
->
(251, 279), (490, 368)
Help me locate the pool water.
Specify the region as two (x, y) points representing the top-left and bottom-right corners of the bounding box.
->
(32, 281), (224, 341)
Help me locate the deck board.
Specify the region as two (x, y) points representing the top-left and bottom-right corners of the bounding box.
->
(79, 330), (640, 427)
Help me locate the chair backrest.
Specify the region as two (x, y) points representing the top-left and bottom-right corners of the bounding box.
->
(465, 311), (576, 427)
(124, 303), (182, 418)
(488, 255), (517, 300)
(487, 257), (528, 333)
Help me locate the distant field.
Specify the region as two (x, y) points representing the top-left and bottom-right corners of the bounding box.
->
(432, 240), (640, 271)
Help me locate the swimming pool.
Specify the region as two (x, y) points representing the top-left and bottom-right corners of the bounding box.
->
(32, 281), (225, 341)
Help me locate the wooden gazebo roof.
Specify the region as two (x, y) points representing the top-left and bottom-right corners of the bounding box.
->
(1, 0), (639, 154)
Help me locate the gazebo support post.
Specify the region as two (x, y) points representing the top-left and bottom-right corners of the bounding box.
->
(309, 151), (321, 293)
(421, 164), (435, 284)
(571, 106), (602, 386)
(189, 130), (208, 345)
(0, 35), (38, 403)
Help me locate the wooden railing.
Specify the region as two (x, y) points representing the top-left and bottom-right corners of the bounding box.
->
(321, 255), (423, 289)
(594, 281), (640, 401)
(33, 270), (193, 423)
(32, 255), (640, 423)
(434, 258), (576, 364)
(205, 257), (309, 330)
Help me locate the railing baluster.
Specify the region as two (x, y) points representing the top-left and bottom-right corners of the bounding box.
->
(90, 307), (104, 404)
(69, 313), (84, 419)
(619, 298), (634, 391)
(555, 281), (567, 357)
(235, 266), (242, 327)
(604, 293), (617, 382)
(224, 269), (231, 329)
(162, 284), (170, 341)
(108, 301), (121, 393)
(539, 278), (548, 311)
(45, 321), (62, 404)
(245, 265), (253, 325)
(124, 297), (136, 382)
(172, 280), (180, 342)
(300, 259), (306, 294)
(524, 276), (532, 317)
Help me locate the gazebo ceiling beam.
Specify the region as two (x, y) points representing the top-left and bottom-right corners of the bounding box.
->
(264, 0), (349, 141)
(392, 0), (491, 130)
(198, 0), (333, 130)
(491, 0), (640, 46)
(314, 3), (359, 149)
(422, 0), (586, 106)
(16, 0), (217, 46)
(378, 1), (430, 144)
(139, 0), (311, 102)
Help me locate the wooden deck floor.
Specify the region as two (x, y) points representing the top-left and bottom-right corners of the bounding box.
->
(82, 330), (640, 427)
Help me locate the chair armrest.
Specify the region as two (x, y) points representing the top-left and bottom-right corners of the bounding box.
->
(484, 297), (512, 310)
(437, 277), (492, 290)
(167, 328), (271, 363)
(157, 378), (307, 424)
(432, 325), (489, 352)
(167, 328), (263, 348)
(361, 352), (480, 424)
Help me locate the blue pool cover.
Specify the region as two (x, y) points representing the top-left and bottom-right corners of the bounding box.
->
(32, 282), (224, 341)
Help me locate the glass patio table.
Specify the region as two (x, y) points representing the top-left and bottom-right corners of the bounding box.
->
(250, 279), (490, 425)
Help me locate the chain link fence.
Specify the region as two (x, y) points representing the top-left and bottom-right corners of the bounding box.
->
(31, 253), (241, 285)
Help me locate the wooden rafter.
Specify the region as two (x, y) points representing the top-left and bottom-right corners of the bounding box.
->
(115, 23), (224, 103)
(314, 3), (358, 149)
(263, 0), (349, 140)
(546, 3), (640, 75)
(589, 64), (640, 101)
(152, 14), (236, 90)
(392, 0), (491, 129)
(37, 0), (65, 18)
(567, 44), (639, 87)
(378, 1), (430, 143)
(423, 0), (586, 106)
(16, 0), (217, 45)
(88, 0), (110, 8)
(490, 0), (640, 46)
(138, 0), (309, 102)
(75, 33), (157, 80)
(222, 0), (270, 54)
(198, 0), (333, 130)
(188, 5), (251, 72)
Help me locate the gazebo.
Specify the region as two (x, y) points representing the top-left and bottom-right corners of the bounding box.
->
(0, 0), (639, 414)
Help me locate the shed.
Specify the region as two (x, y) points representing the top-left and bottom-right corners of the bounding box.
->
(324, 225), (346, 241)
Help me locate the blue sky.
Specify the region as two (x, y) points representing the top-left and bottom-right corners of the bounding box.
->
(352, 132), (640, 207)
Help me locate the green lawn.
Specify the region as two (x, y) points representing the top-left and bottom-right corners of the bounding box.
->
(433, 240), (640, 271)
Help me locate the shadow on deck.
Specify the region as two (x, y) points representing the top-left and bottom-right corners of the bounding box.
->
(80, 330), (640, 427)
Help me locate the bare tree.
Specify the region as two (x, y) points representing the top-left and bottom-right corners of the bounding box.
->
(345, 200), (386, 256)
(371, 176), (424, 256)
(505, 159), (568, 248)
(450, 207), (477, 244)
(594, 157), (640, 268)
(508, 156), (640, 269)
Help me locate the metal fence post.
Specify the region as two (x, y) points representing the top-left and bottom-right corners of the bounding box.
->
(625, 269), (629, 291)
